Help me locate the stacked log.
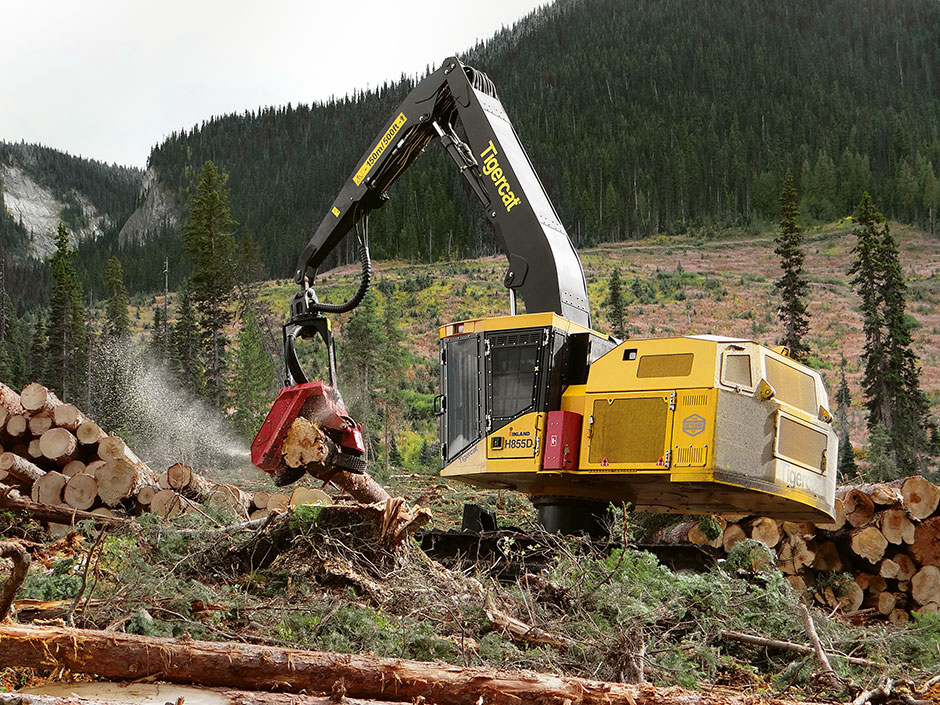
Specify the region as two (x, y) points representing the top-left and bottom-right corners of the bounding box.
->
(0, 381), (337, 529)
(650, 475), (940, 621)
(0, 382), (163, 521)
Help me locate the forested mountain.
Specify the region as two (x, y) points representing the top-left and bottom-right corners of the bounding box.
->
(0, 142), (141, 310)
(6, 0), (940, 297)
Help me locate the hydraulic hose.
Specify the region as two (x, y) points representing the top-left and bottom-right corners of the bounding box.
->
(308, 215), (372, 315)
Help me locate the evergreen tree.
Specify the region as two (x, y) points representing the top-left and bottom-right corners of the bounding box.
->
(864, 423), (899, 482)
(151, 306), (168, 358)
(339, 292), (388, 461)
(878, 220), (930, 471)
(774, 171), (810, 361)
(849, 194), (929, 476)
(181, 161), (238, 406)
(104, 256), (131, 337)
(835, 355), (852, 439)
(388, 431), (404, 467)
(604, 266), (627, 339)
(839, 435), (858, 479)
(379, 297), (408, 473)
(43, 224), (87, 400)
(28, 311), (47, 383)
(229, 308), (277, 439)
(0, 292), (28, 388)
(170, 283), (205, 395)
(850, 194), (888, 429)
(418, 438), (439, 471)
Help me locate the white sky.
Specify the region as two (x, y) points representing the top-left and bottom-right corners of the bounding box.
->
(1, 0), (547, 169)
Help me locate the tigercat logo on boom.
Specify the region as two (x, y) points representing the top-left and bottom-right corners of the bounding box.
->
(354, 113), (407, 186)
(480, 141), (522, 212)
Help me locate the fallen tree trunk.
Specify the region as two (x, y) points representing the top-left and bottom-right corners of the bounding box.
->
(0, 688), (402, 705)
(0, 540), (30, 620)
(0, 623), (821, 705)
(0, 484), (130, 526)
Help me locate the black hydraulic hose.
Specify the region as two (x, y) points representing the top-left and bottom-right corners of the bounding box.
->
(308, 217), (372, 315)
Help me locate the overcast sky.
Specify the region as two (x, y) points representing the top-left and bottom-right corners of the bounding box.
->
(1, 0), (547, 169)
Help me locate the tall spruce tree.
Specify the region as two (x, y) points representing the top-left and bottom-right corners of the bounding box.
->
(339, 291), (388, 461)
(849, 194), (929, 476)
(229, 308), (277, 439)
(774, 171), (810, 361)
(28, 311), (48, 383)
(605, 266), (627, 339)
(181, 161), (238, 406)
(104, 256), (131, 337)
(44, 224), (87, 400)
(170, 283), (205, 395)
(878, 220), (930, 471)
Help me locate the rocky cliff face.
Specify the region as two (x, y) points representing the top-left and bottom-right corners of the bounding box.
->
(0, 163), (111, 258)
(116, 168), (180, 246)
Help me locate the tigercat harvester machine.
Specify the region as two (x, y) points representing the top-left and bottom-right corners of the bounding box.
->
(252, 57), (838, 532)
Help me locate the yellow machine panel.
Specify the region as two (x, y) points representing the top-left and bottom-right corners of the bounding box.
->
(440, 318), (838, 522)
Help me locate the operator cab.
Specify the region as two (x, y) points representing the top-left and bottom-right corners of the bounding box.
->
(438, 313), (613, 466)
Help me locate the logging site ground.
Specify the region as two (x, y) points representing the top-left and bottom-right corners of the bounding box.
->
(3, 221), (940, 705)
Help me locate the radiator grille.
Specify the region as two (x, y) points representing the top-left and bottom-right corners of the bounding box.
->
(674, 446), (707, 467)
(589, 397), (668, 464)
(776, 414), (827, 472)
(682, 393), (709, 406)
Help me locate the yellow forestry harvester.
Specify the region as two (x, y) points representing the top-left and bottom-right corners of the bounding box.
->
(251, 57), (837, 533)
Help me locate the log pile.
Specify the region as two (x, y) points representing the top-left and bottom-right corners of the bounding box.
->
(651, 475), (940, 622)
(0, 381), (328, 526)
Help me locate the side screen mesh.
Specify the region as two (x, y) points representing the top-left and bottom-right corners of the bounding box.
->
(777, 414), (827, 472)
(589, 397), (669, 464)
(765, 357), (817, 413)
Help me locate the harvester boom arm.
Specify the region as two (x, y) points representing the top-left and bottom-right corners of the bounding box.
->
(293, 57), (591, 328)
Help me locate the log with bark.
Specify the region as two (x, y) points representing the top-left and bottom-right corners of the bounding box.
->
(19, 383), (63, 415)
(0, 484), (130, 526)
(76, 420), (107, 446)
(850, 526), (888, 564)
(0, 382), (25, 416)
(747, 516), (781, 548)
(900, 475), (940, 520)
(281, 417), (389, 505)
(31, 471), (68, 506)
(95, 459), (156, 507)
(0, 687), (403, 705)
(0, 452), (45, 485)
(841, 488), (875, 528)
(166, 463), (215, 501)
(0, 623), (823, 705)
(0, 540), (30, 620)
(6, 414), (29, 438)
(52, 402), (89, 431)
(64, 473), (99, 511)
(911, 517), (940, 567)
(27, 414), (53, 436)
(38, 428), (79, 466)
